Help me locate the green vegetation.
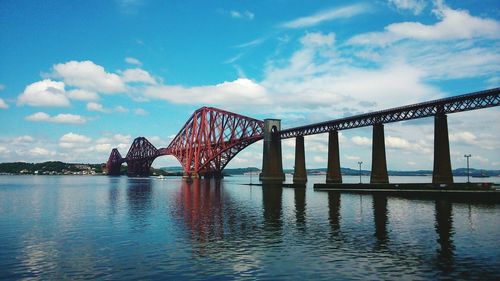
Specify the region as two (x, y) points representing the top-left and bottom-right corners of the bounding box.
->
(0, 162), (498, 177)
(0, 161), (104, 175)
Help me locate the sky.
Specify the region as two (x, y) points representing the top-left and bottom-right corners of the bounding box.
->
(0, 0), (499, 171)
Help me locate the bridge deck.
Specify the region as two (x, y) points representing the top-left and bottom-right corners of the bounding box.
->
(279, 87), (500, 139)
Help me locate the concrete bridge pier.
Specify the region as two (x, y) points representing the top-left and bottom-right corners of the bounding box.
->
(293, 135), (307, 184)
(370, 124), (389, 184)
(433, 113), (453, 184)
(326, 130), (342, 183)
(260, 119), (285, 183)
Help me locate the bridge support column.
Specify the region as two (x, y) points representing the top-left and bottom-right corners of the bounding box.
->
(293, 135), (307, 184)
(326, 131), (342, 183)
(370, 124), (389, 184)
(260, 119), (285, 183)
(433, 113), (453, 184)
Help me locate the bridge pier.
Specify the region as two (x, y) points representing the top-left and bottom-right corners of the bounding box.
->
(260, 119), (285, 183)
(293, 135), (307, 184)
(370, 124), (389, 184)
(433, 113), (453, 184)
(326, 131), (342, 183)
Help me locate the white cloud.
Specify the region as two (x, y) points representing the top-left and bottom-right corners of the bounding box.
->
(313, 155), (327, 163)
(351, 136), (371, 146)
(114, 134), (132, 144)
(300, 32), (335, 47)
(125, 57), (142, 66)
(449, 131), (477, 144)
(94, 143), (112, 152)
(385, 136), (412, 149)
(0, 84), (4, 91)
(60, 133), (91, 143)
(345, 155), (360, 161)
(229, 10), (254, 20)
(388, 0), (427, 15)
(281, 4), (369, 28)
(134, 108), (148, 115)
(17, 79), (70, 107)
(52, 60), (126, 94)
(144, 78), (270, 109)
(67, 89), (99, 101)
(122, 68), (156, 84)
(86, 102), (110, 113)
(25, 112), (87, 124)
(0, 98), (8, 109)
(349, 4), (500, 45)
(0, 146), (10, 155)
(29, 147), (51, 156)
(15, 135), (35, 143)
(115, 105), (129, 113)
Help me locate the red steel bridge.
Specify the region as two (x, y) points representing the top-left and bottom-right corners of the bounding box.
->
(106, 87), (499, 182)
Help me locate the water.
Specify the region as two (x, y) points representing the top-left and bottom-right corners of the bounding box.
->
(0, 175), (499, 280)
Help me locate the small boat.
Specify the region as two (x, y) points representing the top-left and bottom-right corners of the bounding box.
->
(156, 175), (166, 180)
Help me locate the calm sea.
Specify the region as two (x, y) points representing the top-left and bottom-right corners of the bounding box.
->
(0, 175), (499, 280)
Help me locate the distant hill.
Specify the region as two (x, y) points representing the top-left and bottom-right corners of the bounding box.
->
(1, 162), (498, 177)
(161, 166), (500, 177)
(0, 161), (104, 175)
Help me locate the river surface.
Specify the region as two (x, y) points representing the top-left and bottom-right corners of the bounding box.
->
(0, 175), (499, 280)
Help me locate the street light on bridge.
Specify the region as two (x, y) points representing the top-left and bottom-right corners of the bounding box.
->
(464, 154), (471, 183)
(358, 161), (363, 184)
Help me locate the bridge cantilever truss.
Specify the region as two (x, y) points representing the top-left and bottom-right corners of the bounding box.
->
(106, 87), (499, 178)
(106, 107), (264, 177)
(279, 87), (500, 139)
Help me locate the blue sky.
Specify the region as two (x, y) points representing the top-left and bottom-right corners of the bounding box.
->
(0, 0), (499, 171)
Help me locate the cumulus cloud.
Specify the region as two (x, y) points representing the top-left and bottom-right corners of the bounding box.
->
(29, 147), (52, 156)
(25, 112), (87, 124)
(125, 57), (142, 66)
(52, 60), (126, 93)
(449, 131), (477, 144)
(281, 4), (369, 28)
(15, 135), (35, 143)
(60, 132), (91, 143)
(144, 78), (270, 109)
(87, 102), (110, 113)
(385, 136), (412, 149)
(0, 98), (8, 109)
(351, 136), (371, 146)
(122, 68), (157, 84)
(17, 79), (70, 107)
(67, 89), (99, 101)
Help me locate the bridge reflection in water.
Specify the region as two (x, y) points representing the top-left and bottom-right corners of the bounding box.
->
(168, 179), (463, 269)
(98, 176), (498, 279)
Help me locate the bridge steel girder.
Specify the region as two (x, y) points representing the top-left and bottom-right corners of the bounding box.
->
(278, 87), (500, 139)
(162, 107), (264, 178)
(106, 148), (125, 175)
(125, 137), (159, 177)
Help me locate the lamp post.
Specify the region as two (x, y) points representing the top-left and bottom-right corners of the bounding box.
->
(464, 154), (471, 183)
(358, 161), (363, 184)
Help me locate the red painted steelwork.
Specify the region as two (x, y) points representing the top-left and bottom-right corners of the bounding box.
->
(106, 148), (125, 175)
(160, 107), (264, 177)
(106, 107), (264, 177)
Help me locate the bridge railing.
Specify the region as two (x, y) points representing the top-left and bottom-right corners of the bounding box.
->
(279, 87), (500, 139)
